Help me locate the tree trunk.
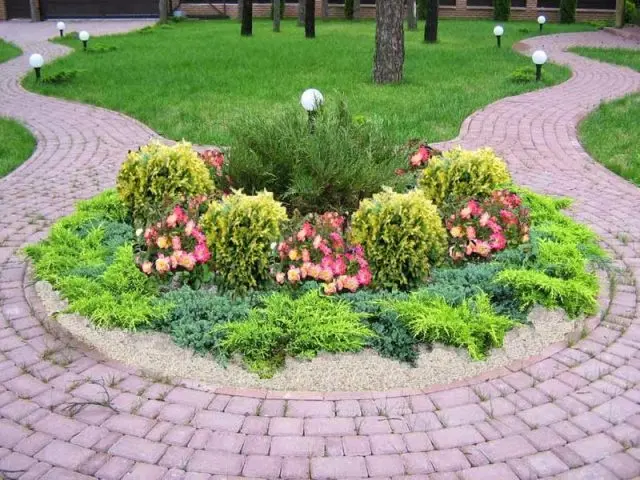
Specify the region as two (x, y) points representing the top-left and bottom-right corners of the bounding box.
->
(159, 0), (168, 22)
(237, 0), (244, 20)
(274, 0), (281, 31)
(424, 0), (438, 43)
(322, 0), (329, 17)
(407, 0), (417, 30)
(354, 0), (360, 18)
(615, 0), (624, 27)
(305, 0), (316, 37)
(298, 0), (305, 25)
(241, 0), (253, 36)
(373, 0), (404, 84)
(29, 0), (40, 21)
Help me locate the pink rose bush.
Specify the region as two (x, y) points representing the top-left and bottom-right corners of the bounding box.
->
(445, 190), (530, 262)
(273, 212), (372, 295)
(136, 205), (211, 284)
(199, 149), (233, 194)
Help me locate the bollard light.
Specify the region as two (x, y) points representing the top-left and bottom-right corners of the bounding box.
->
(532, 50), (547, 81)
(300, 88), (324, 133)
(79, 30), (90, 51)
(29, 53), (44, 80)
(537, 15), (546, 32)
(493, 25), (504, 48)
(57, 21), (66, 38)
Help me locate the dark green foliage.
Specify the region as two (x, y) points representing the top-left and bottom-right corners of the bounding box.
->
(560, 0), (576, 23)
(157, 287), (252, 354)
(345, 0), (354, 19)
(508, 67), (537, 84)
(417, 0), (427, 19)
(225, 100), (406, 215)
(42, 69), (79, 84)
(341, 291), (419, 365)
(88, 44), (118, 54)
(625, 0), (638, 23)
(493, 0), (510, 21)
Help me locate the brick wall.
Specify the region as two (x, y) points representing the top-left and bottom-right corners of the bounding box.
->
(180, 0), (614, 22)
(0, 0), (6, 21)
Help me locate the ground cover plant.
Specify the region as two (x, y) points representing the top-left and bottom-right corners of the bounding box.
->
(572, 47), (640, 186)
(26, 102), (606, 378)
(0, 117), (37, 177)
(22, 20), (593, 145)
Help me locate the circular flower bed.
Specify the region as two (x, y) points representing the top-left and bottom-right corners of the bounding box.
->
(26, 106), (606, 380)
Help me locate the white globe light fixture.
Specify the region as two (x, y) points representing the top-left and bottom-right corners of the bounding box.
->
(56, 21), (66, 38)
(29, 53), (44, 80)
(537, 15), (546, 32)
(300, 88), (324, 133)
(493, 25), (504, 48)
(79, 30), (90, 50)
(532, 50), (547, 81)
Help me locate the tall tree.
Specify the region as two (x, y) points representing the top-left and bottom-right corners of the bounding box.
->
(298, 0), (305, 25)
(159, 0), (168, 22)
(274, 0), (281, 31)
(29, 0), (40, 21)
(322, 0), (329, 17)
(424, 0), (438, 42)
(242, 0), (253, 36)
(354, 0), (361, 18)
(373, 0), (404, 84)
(305, 0), (316, 37)
(407, 0), (417, 30)
(238, 0), (244, 21)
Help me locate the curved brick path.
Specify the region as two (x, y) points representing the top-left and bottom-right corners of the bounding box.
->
(1, 21), (640, 480)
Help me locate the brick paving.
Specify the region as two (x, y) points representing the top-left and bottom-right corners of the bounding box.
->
(0, 21), (640, 479)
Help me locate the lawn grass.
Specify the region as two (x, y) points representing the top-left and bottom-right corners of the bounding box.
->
(0, 39), (21, 64)
(573, 47), (640, 186)
(0, 118), (37, 177)
(23, 19), (593, 145)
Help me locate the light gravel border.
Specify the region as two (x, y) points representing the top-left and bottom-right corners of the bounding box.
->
(35, 278), (598, 392)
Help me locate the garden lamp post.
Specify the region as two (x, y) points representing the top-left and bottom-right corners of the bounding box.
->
(79, 30), (90, 51)
(537, 15), (546, 32)
(57, 21), (65, 38)
(29, 53), (44, 80)
(300, 88), (324, 133)
(532, 50), (547, 81)
(493, 25), (504, 48)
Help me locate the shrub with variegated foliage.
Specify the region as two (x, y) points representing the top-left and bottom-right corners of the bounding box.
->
(116, 141), (213, 222)
(419, 147), (511, 206)
(202, 191), (287, 293)
(351, 189), (447, 289)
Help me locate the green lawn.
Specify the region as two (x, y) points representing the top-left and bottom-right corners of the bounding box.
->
(23, 19), (593, 145)
(0, 118), (36, 177)
(573, 47), (640, 186)
(0, 39), (21, 64)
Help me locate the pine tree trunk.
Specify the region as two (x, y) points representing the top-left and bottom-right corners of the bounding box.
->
(424, 0), (438, 42)
(29, 0), (40, 21)
(305, 0), (316, 37)
(322, 0), (329, 17)
(237, 0), (244, 20)
(298, 0), (305, 25)
(373, 0), (404, 84)
(274, 0), (281, 31)
(407, 0), (417, 30)
(159, 0), (168, 22)
(241, 0), (253, 36)
(353, 0), (360, 18)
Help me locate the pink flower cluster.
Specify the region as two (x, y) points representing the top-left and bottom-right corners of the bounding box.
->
(446, 190), (530, 261)
(199, 149), (233, 195)
(273, 212), (372, 295)
(137, 205), (211, 276)
(396, 143), (436, 176)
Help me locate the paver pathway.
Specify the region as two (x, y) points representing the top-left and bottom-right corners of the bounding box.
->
(0, 21), (640, 480)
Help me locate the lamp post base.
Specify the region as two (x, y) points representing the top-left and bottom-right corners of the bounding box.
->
(83, 40), (88, 51)
(539, 24), (543, 32)
(497, 36), (501, 48)
(60, 30), (64, 37)
(35, 67), (41, 80)
(536, 64), (542, 81)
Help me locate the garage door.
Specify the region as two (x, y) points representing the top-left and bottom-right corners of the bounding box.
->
(40, 0), (159, 18)
(6, 0), (31, 19)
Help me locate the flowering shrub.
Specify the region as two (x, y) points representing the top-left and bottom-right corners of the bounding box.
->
(273, 212), (372, 295)
(445, 190), (530, 262)
(117, 141), (214, 222)
(136, 205), (212, 287)
(351, 189), (447, 289)
(202, 191), (287, 293)
(199, 148), (233, 194)
(418, 147), (511, 206)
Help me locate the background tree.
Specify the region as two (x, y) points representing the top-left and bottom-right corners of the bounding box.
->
(354, 0), (361, 18)
(373, 0), (405, 84)
(305, 0), (316, 37)
(242, 0), (253, 36)
(345, 0), (354, 19)
(159, 0), (168, 22)
(559, 0), (576, 22)
(29, 0), (40, 20)
(272, 0), (283, 31)
(493, 0), (510, 20)
(407, 0), (418, 30)
(238, 0), (244, 21)
(298, 0), (305, 25)
(424, 0), (438, 42)
(322, 0), (329, 17)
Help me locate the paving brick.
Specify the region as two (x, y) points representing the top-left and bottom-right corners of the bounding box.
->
(95, 456), (135, 480)
(281, 457), (310, 479)
(401, 452), (435, 474)
(258, 399), (285, 417)
(477, 435), (537, 462)
(163, 425), (196, 446)
(125, 463), (168, 480)
(429, 425), (484, 449)
(426, 448), (471, 472)
(459, 463), (519, 480)
(243, 455), (282, 479)
(109, 435), (168, 463)
(430, 387), (480, 409)
(270, 435), (325, 456)
(205, 431), (245, 453)
(14, 431), (53, 456)
(342, 435), (371, 456)
(103, 413), (155, 437)
(33, 413), (86, 440)
(312, 456), (368, 479)
(240, 415), (269, 435)
(525, 451), (569, 476)
(186, 450), (244, 475)
(369, 433), (407, 455)
(408, 395), (436, 413)
(402, 412), (442, 432)
(165, 387), (214, 409)
(269, 417), (303, 436)
(567, 433), (623, 463)
(241, 435), (271, 455)
(437, 404), (487, 427)
(335, 399), (361, 417)
(0, 451), (37, 474)
(593, 396), (640, 424)
(35, 440), (95, 470)
(159, 403), (196, 425)
(305, 417), (355, 436)
(599, 452), (640, 479)
(517, 402), (567, 427)
(570, 411), (613, 434)
(365, 454), (405, 477)
(0, 418), (30, 448)
(192, 410), (244, 432)
(523, 426), (567, 450)
(159, 446), (194, 469)
(225, 396), (261, 416)
(286, 400), (334, 418)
